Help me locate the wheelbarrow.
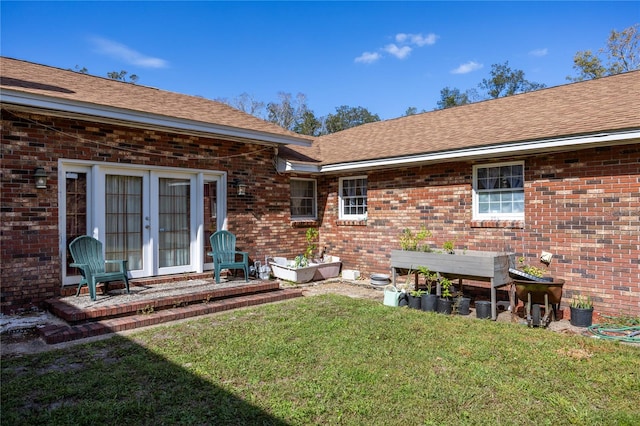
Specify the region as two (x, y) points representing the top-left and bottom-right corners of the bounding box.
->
(513, 279), (565, 327)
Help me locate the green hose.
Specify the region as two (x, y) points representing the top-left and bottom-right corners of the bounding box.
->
(587, 325), (640, 343)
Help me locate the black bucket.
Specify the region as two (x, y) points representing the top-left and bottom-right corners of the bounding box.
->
(475, 301), (491, 319)
(570, 307), (593, 327)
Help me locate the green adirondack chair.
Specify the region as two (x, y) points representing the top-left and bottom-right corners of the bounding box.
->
(208, 230), (249, 284)
(69, 235), (130, 301)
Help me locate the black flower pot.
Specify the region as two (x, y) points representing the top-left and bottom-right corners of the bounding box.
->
(570, 307), (593, 327)
(437, 298), (453, 314)
(475, 301), (491, 319)
(398, 293), (408, 307)
(455, 297), (471, 315)
(408, 294), (422, 309)
(421, 293), (438, 312)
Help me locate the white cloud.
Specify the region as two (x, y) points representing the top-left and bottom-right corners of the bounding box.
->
(354, 51), (382, 64)
(383, 44), (412, 59)
(529, 48), (548, 57)
(355, 32), (438, 64)
(451, 61), (483, 74)
(90, 36), (168, 68)
(396, 32), (438, 47)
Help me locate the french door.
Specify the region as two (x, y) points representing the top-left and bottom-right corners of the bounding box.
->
(61, 163), (224, 285)
(101, 169), (197, 277)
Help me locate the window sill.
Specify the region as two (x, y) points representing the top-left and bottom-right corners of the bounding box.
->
(470, 220), (524, 229)
(336, 220), (367, 226)
(290, 219), (318, 228)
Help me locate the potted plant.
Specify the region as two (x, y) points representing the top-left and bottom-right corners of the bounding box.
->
(418, 266), (438, 312)
(437, 277), (454, 314)
(269, 228), (321, 283)
(408, 289), (426, 309)
(570, 294), (594, 327)
(454, 294), (471, 315)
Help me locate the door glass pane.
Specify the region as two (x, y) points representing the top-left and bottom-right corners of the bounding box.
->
(204, 181), (217, 262)
(66, 172), (87, 275)
(105, 175), (143, 271)
(159, 178), (191, 268)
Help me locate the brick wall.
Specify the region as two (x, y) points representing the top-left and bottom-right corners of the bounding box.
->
(2, 108), (639, 318)
(0, 109), (309, 313)
(318, 144), (640, 318)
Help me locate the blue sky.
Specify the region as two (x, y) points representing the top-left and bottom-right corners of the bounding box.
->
(2, 1), (638, 120)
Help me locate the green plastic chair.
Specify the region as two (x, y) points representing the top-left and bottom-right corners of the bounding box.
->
(207, 230), (249, 284)
(69, 236), (130, 301)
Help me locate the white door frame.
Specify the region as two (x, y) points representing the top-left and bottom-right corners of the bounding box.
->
(59, 160), (227, 285)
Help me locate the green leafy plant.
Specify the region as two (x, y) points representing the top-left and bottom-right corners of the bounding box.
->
(399, 226), (432, 251)
(290, 228), (318, 269)
(440, 277), (453, 299)
(304, 227), (319, 260)
(571, 294), (593, 309)
(409, 289), (427, 297)
(293, 254), (309, 268)
(417, 265), (437, 294)
(518, 256), (546, 277)
(442, 239), (456, 254)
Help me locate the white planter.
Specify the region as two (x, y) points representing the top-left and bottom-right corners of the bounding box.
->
(269, 259), (319, 283)
(312, 256), (342, 280)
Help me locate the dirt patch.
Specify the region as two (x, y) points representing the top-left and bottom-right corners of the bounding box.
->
(299, 280), (385, 301)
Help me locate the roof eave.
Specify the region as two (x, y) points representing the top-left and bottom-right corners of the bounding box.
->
(279, 130), (640, 174)
(1, 89), (313, 147)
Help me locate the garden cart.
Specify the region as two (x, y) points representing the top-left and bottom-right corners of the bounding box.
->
(513, 279), (565, 328)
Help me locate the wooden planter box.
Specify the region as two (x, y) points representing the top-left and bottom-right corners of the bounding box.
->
(390, 249), (515, 320)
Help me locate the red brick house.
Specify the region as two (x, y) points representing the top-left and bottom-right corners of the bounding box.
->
(2, 57), (639, 317)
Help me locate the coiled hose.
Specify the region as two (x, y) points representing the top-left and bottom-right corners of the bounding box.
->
(587, 324), (640, 343)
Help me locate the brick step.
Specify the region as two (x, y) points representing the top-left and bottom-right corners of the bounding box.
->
(39, 288), (303, 344)
(45, 281), (282, 324)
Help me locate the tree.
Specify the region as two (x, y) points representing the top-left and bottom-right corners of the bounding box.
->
(266, 92), (309, 131)
(324, 105), (381, 134)
(478, 62), (545, 99)
(403, 107), (426, 116)
(435, 87), (471, 109)
(70, 66), (138, 83)
(568, 24), (640, 81)
(293, 110), (323, 136)
(217, 92), (265, 117)
(72, 65), (89, 74)
(106, 70), (139, 84)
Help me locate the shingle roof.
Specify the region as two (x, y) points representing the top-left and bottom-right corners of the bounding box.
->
(0, 57), (313, 145)
(287, 70), (640, 166)
(2, 57), (638, 167)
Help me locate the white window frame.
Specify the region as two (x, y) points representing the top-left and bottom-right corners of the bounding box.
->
(472, 161), (525, 221)
(290, 178), (317, 220)
(339, 176), (368, 221)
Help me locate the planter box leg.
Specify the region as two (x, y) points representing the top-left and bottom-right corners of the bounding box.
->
(491, 279), (497, 320)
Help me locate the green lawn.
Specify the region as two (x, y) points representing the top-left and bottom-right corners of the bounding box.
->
(2, 295), (639, 425)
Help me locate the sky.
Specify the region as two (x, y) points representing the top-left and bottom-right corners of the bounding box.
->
(2, 1), (638, 120)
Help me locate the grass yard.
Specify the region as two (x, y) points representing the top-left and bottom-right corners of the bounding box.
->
(2, 294), (639, 425)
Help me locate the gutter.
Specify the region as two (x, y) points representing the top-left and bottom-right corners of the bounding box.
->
(279, 130), (640, 173)
(1, 90), (313, 147)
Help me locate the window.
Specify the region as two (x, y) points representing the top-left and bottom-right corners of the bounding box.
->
(473, 162), (524, 220)
(339, 176), (367, 220)
(290, 178), (317, 219)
